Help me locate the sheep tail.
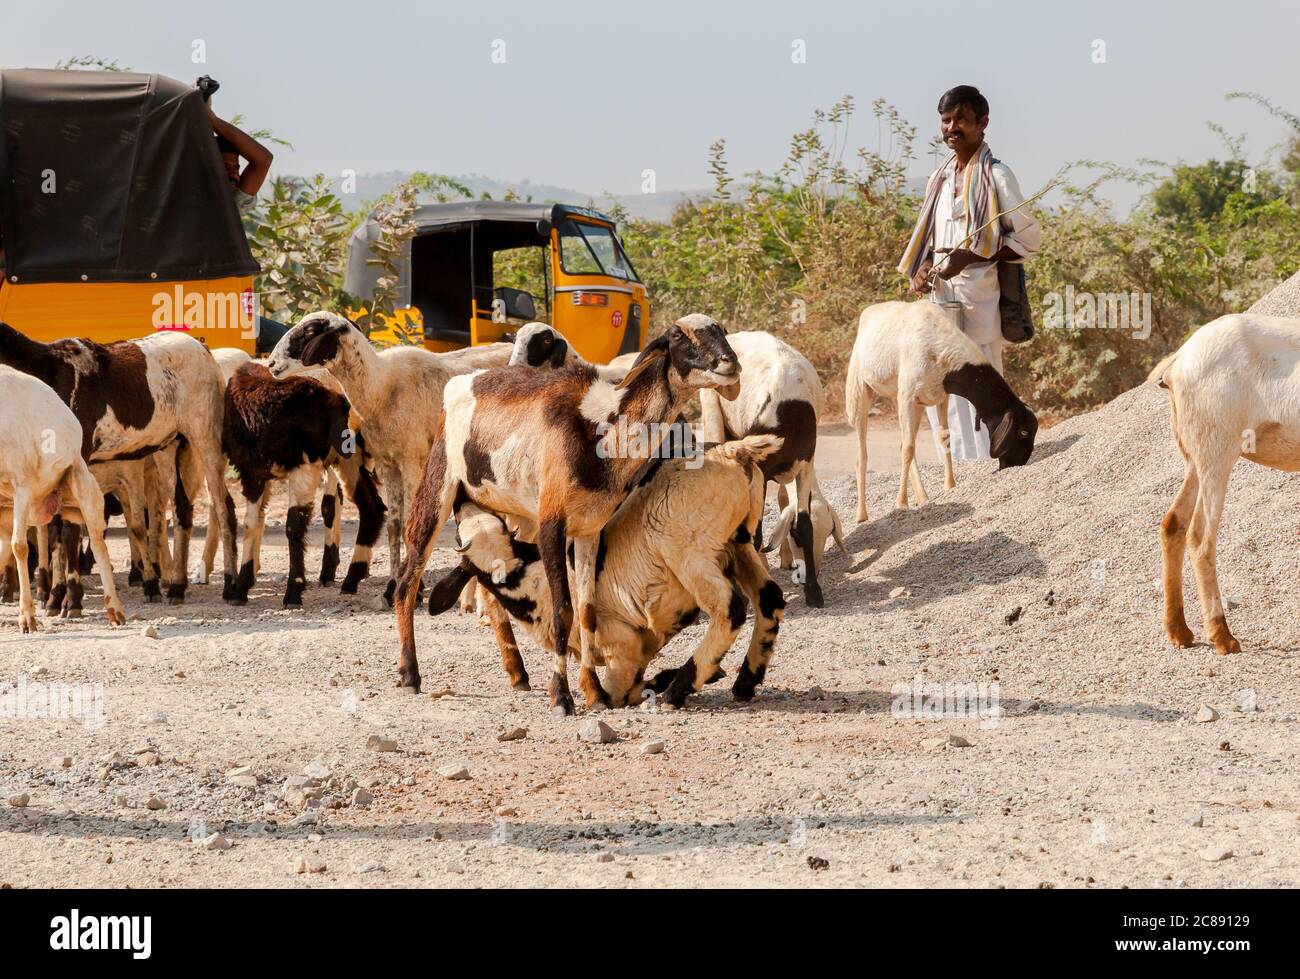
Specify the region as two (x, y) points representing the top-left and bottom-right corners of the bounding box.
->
(707, 433), (784, 468)
(1147, 351), (1179, 389)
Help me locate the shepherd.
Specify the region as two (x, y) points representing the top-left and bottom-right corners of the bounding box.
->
(898, 85), (1040, 461)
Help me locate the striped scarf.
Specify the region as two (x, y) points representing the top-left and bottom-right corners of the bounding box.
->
(897, 142), (1001, 280)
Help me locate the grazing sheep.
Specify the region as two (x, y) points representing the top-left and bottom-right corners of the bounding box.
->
(0, 366), (126, 631)
(0, 322), (237, 604)
(393, 314), (740, 713)
(765, 483), (850, 572)
(697, 330), (834, 607)
(846, 301), (1038, 522)
(267, 314), (512, 602)
(222, 362), (386, 607)
(1150, 313), (1300, 654)
(428, 435), (787, 708)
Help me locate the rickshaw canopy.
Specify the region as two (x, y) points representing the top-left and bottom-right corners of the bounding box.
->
(0, 68), (258, 284)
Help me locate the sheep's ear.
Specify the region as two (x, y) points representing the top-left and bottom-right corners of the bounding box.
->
(548, 337), (569, 369)
(301, 322), (345, 367)
(427, 562), (474, 616)
(763, 506), (796, 555)
(988, 412), (1015, 458)
(616, 337), (668, 390)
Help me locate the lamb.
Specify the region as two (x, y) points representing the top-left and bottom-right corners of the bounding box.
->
(428, 435), (787, 708)
(0, 322), (237, 604)
(1150, 313), (1300, 655)
(846, 301), (1038, 522)
(697, 330), (836, 607)
(266, 313), (513, 602)
(392, 314), (740, 713)
(0, 366), (126, 631)
(222, 362), (386, 606)
(765, 484), (850, 573)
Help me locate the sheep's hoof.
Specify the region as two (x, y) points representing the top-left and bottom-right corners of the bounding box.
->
(1164, 616), (1195, 648)
(128, 565), (143, 586)
(803, 583), (825, 608)
(397, 668), (421, 693)
(63, 607), (82, 620)
(382, 579), (397, 608)
(547, 674), (575, 716)
(225, 594), (247, 607)
(511, 679), (532, 692)
(1208, 616), (1240, 655)
(167, 596), (185, 607)
(18, 611), (40, 634)
(106, 603), (126, 627)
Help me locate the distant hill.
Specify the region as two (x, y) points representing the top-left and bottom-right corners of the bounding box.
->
(331, 170), (709, 223)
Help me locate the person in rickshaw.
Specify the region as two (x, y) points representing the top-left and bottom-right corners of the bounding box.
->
(205, 101), (289, 354)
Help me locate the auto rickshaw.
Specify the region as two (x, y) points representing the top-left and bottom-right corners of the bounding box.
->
(0, 68), (259, 352)
(345, 201), (647, 363)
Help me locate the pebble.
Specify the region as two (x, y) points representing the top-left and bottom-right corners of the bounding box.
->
(141, 624), (160, 640)
(437, 763), (471, 781)
(888, 587), (910, 599)
(135, 752), (160, 767)
(1188, 812), (1204, 827)
(138, 711), (168, 725)
(356, 860), (386, 874)
(7, 793), (29, 808)
(595, 852), (614, 863)
(1195, 705), (1219, 723)
(1233, 690), (1257, 713)
(495, 806), (518, 817)
(303, 757), (332, 779)
(496, 727), (528, 742)
(52, 755), (72, 769)
(145, 794), (165, 810)
(289, 811), (318, 827)
(297, 858), (327, 874)
(366, 735), (398, 752)
(947, 735), (973, 748)
(1198, 846), (1233, 862)
(578, 719), (617, 744)
(198, 832), (231, 851)
(351, 788), (374, 807)
(641, 741), (665, 756)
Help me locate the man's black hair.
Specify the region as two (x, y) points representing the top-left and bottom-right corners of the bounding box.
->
(937, 85), (989, 121)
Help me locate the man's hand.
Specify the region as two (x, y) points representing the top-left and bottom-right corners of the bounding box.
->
(910, 261), (934, 295)
(933, 247), (983, 280)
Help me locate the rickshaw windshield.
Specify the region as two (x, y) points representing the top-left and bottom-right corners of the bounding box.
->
(557, 220), (640, 282)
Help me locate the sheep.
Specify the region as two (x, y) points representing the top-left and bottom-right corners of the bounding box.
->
(428, 435), (787, 708)
(765, 481), (850, 573)
(697, 330), (835, 607)
(1150, 313), (1300, 655)
(392, 314), (740, 713)
(222, 362), (386, 607)
(507, 322), (630, 382)
(267, 314), (513, 602)
(845, 301), (1038, 523)
(0, 322), (237, 604)
(0, 366), (126, 631)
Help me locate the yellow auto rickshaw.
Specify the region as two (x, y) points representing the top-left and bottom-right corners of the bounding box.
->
(346, 201), (647, 363)
(0, 68), (259, 352)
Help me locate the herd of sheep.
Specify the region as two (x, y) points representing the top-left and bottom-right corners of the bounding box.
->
(1, 305), (1297, 711)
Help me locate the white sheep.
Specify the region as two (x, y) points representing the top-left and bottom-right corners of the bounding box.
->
(846, 301), (1038, 523)
(1150, 313), (1300, 654)
(0, 366), (126, 632)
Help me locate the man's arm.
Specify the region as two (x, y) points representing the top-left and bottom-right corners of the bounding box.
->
(209, 109), (273, 195)
(934, 163), (1040, 279)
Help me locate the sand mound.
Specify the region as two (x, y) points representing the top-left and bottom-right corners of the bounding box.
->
(1246, 269), (1300, 317)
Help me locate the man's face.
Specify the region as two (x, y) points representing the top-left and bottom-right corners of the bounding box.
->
(940, 104), (987, 156)
(221, 152), (240, 183)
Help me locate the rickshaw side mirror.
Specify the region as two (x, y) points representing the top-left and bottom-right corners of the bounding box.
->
(536, 218), (552, 238)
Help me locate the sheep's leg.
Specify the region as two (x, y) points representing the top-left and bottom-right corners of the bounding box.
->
(731, 546), (786, 702)
(46, 515), (67, 613)
(661, 562), (746, 709)
(336, 460), (385, 594)
(897, 400), (928, 508)
(147, 451), (176, 588)
(573, 534), (609, 710)
(1187, 457), (1239, 654)
(283, 466), (319, 608)
(0, 539), (13, 605)
(186, 439), (236, 604)
(853, 386), (875, 523)
(383, 471), (406, 607)
(9, 492), (38, 633)
(121, 486), (161, 604)
(318, 466), (341, 586)
(536, 511), (575, 715)
(168, 443), (204, 604)
(1160, 462), (1199, 647)
(935, 394), (956, 489)
(395, 436), (456, 694)
(458, 578), (478, 614)
(230, 489), (269, 605)
(792, 468), (823, 608)
(66, 460), (126, 626)
(34, 523), (50, 602)
(775, 483), (793, 569)
(479, 590), (530, 691)
(59, 521), (84, 618)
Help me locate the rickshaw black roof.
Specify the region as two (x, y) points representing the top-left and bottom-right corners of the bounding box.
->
(409, 201), (617, 233)
(0, 68), (258, 284)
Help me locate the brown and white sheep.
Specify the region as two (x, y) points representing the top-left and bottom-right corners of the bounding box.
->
(846, 301), (1038, 522)
(427, 435), (787, 708)
(393, 314), (740, 713)
(1151, 313), (1300, 654)
(0, 366), (126, 631)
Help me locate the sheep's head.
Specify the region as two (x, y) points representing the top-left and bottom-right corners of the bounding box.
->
(989, 403), (1038, 469)
(764, 494), (849, 567)
(268, 312), (358, 378)
(620, 313), (739, 398)
(508, 322), (571, 369)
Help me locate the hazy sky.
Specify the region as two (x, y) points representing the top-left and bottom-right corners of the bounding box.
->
(5, 0), (1298, 204)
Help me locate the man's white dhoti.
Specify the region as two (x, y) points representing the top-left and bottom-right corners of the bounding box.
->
(927, 339), (1004, 461)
